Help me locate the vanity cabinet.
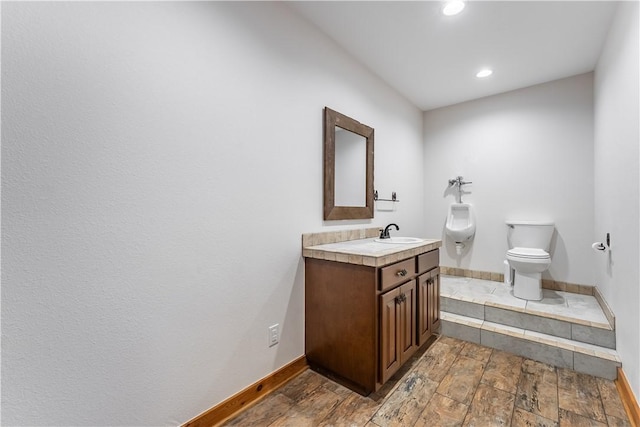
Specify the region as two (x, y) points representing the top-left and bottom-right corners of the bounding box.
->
(418, 267), (441, 346)
(304, 248), (440, 395)
(380, 280), (417, 384)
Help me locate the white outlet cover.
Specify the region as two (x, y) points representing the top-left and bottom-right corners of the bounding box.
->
(268, 324), (279, 347)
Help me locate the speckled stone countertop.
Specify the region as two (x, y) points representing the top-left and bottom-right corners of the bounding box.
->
(302, 227), (441, 267)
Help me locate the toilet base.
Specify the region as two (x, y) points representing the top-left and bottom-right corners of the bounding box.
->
(513, 271), (543, 301)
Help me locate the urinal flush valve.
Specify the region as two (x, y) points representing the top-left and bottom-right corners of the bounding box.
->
(448, 176), (472, 187)
(448, 176), (473, 203)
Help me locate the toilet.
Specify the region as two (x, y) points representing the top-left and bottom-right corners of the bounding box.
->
(505, 220), (554, 300)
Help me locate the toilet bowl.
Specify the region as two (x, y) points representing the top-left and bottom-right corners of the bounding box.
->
(505, 221), (554, 301)
(506, 248), (551, 300)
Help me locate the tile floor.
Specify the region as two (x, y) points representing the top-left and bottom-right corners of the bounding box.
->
(441, 276), (610, 327)
(222, 336), (631, 426)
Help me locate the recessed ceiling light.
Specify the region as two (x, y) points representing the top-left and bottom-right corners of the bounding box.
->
(476, 69), (493, 78)
(442, 1), (465, 16)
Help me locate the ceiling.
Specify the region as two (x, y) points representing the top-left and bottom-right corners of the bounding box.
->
(287, 1), (618, 111)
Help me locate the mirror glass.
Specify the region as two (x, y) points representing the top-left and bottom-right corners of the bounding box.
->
(334, 126), (366, 207)
(323, 107), (374, 220)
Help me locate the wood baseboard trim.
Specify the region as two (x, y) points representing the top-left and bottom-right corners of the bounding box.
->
(183, 356), (308, 427)
(616, 367), (640, 427)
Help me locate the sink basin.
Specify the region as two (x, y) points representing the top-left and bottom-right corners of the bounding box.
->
(373, 237), (425, 244)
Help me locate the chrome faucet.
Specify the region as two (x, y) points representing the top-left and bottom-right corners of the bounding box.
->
(379, 223), (399, 239)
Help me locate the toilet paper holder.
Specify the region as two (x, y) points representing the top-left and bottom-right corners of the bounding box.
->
(592, 233), (611, 252)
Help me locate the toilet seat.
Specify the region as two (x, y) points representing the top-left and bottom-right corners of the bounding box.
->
(507, 247), (550, 260)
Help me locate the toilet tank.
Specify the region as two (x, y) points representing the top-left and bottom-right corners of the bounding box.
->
(506, 220), (555, 251)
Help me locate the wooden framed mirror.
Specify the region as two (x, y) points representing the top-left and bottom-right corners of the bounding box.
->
(324, 107), (374, 220)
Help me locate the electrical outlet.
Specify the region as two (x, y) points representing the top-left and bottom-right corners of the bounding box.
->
(268, 324), (279, 347)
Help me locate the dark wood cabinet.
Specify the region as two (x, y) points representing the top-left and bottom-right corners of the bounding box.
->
(417, 271), (433, 346)
(305, 248), (439, 395)
(430, 268), (441, 332)
(380, 285), (401, 384)
(380, 280), (417, 384)
(418, 267), (441, 346)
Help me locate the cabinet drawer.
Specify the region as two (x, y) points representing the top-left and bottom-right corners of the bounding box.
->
(417, 250), (439, 274)
(380, 258), (415, 292)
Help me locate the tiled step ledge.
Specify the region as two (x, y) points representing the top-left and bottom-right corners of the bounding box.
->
(440, 311), (621, 380)
(441, 266), (616, 328)
(441, 294), (616, 349)
(441, 266), (594, 295)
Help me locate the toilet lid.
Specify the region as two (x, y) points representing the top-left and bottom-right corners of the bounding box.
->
(507, 247), (550, 259)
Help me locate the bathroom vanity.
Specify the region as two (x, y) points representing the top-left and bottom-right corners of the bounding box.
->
(302, 229), (442, 395)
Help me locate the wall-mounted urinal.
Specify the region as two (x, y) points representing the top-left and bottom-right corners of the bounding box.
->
(445, 203), (476, 254)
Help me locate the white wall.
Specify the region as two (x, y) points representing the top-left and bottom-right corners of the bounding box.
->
(1, 2), (424, 425)
(423, 74), (595, 286)
(594, 1), (640, 403)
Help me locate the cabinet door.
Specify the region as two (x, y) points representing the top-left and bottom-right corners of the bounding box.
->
(380, 287), (400, 384)
(429, 268), (441, 331)
(399, 281), (418, 363)
(417, 272), (432, 346)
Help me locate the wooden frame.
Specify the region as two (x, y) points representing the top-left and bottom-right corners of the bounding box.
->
(323, 107), (374, 220)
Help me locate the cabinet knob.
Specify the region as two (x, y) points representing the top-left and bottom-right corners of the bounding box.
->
(396, 269), (408, 277)
(394, 294), (407, 304)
